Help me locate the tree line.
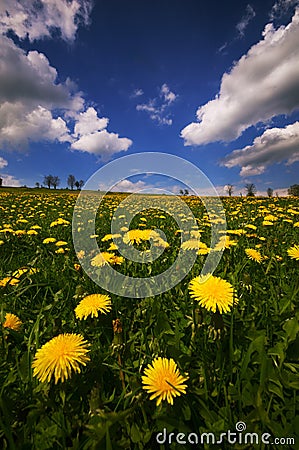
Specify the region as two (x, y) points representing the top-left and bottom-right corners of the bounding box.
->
(41, 175), (84, 190)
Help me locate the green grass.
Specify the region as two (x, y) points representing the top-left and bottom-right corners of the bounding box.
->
(0, 189), (299, 449)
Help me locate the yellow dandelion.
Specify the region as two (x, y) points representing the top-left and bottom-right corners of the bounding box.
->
(91, 252), (124, 267)
(55, 248), (65, 254)
(294, 222), (299, 228)
(75, 294), (112, 319)
(108, 242), (118, 251)
(27, 229), (38, 235)
(0, 277), (20, 287)
(55, 240), (68, 246)
(3, 313), (22, 331)
(189, 274), (237, 314)
(287, 245), (299, 260)
(14, 230), (26, 236)
(142, 357), (188, 406)
(13, 267), (38, 278)
(43, 237), (56, 244)
(245, 248), (263, 263)
(181, 239), (200, 251)
(0, 240), (4, 245)
(32, 333), (90, 384)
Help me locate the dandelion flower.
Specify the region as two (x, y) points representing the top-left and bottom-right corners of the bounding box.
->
(27, 229), (38, 235)
(0, 277), (20, 287)
(55, 240), (68, 246)
(181, 239), (200, 251)
(32, 333), (90, 384)
(3, 313), (22, 331)
(287, 245), (299, 260)
(189, 274), (236, 314)
(245, 248), (263, 263)
(142, 357), (188, 406)
(43, 237), (56, 244)
(75, 294), (112, 319)
(91, 252), (124, 267)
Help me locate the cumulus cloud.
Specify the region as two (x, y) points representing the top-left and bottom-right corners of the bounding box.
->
(74, 107), (109, 137)
(221, 121), (299, 176)
(0, 0), (93, 42)
(0, 21), (133, 158)
(0, 173), (22, 187)
(0, 35), (84, 148)
(71, 108), (132, 159)
(111, 179), (146, 192)
(181, 8), (299, 145)
(136, 83), (177, 125)
(236, 4), (256, 37)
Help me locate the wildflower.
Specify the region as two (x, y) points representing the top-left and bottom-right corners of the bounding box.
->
(287, 245), (299, 260)
(0, 277), (20, 287)
(294, 222), (299, 228)
(13, 267), (38, 278)
(245, 248), (263, 263)
(32, 333), (90, 384)
(142, 357), (188, 406)
(74, 263), (81, 271)
(181, 239), (200, 251)
(43, 237), (56, 244)
(0, 240), (4, 245)
(75, 294), (112, 319)
(91, 252), (124, 267)
(55, 240), (68, 246)
(55, 248), (65, 254)
(189, 274), (236, 314)
(3, 313), (22, 331)
(101, 233), (121, 242)
(14, 230), (26, 236)
(27, 229), (38, 235)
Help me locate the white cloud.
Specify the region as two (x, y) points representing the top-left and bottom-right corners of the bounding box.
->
(111, 179), (146, 192)
(0, 173), (22, 187)
(74, 107), (109, 137)
(131, 88), (144, 98)
(71, 107), (132, 159)
(71, 129), (132, 159)
(0, 156), (8, 169)
(0, 0), (93, 42)
(181, 8), (299, 145)
(136, 83), (177, 125)
(236, 4), (256, 37)
(270, 0), (299, 19)
(221, 121), (299, 176)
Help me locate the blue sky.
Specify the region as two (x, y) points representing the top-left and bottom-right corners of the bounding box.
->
(0, 0), (299, 195)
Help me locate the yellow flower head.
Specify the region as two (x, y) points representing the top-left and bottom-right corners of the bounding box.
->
(3, 313), (22, 331)
(287, 245), (299, 260)
(75, 294), (112, 319)
(43, 237), (56, 244)
(32, 333), (90, 384)
(189, 274), (237, 314)
(27, 229), (38, 235)
(0, 277), (20, 287)
(142, 357), (188, 406)
(91, 252), (124, 267)
(245, 248), (263, 263)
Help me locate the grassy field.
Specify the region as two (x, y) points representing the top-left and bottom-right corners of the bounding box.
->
(0, 188), (299, 449)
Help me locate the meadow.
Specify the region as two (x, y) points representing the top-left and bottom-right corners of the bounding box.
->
(0, 188), (299, 449)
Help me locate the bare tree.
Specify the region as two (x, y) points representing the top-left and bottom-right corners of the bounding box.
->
(245, 183), (256, 197)
(44, 175), (54, 189)
(288, 184), (299, 196)
(267, 187), (273, 197)
(78, 180), (84, 189)
(67, 174), (76, 190)
(226, 184), (234, 196)
(179, 189), (184, 195)
(184, 189), (189, 195)
(51, 176), (60, 189)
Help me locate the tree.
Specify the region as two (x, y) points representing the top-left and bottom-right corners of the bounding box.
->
(179, 189), (184, 195)
(288, 184), (299, 196)
(184, 189), (189, 195)
(0, 178), (2, 187)
(245, 183), (256, 197)
(78, 180), (84, 189)
(267, 187), (273, 197)
(35, 182), (40, 188)
(67, 174), (76, 190)
(44, 175), (54, 189)
(51, 176), (60, 189)
(75, 180), (80, 190)
(225, 184), (233, 196)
